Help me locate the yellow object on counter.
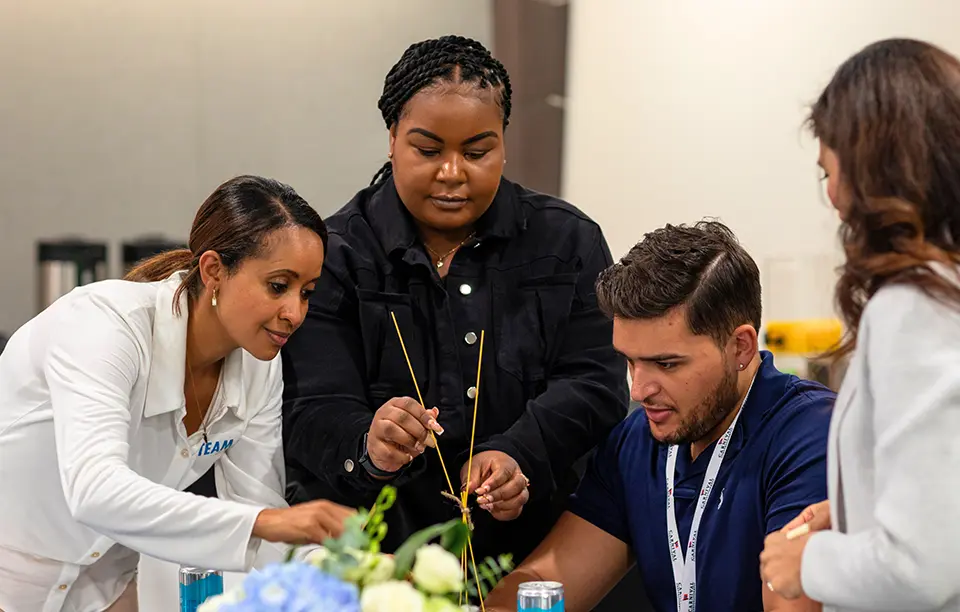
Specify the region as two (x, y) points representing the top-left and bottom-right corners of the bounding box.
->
(763, 319), (843, 355)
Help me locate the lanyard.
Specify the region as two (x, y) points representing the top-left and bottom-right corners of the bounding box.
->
(665, 374), (756, 612)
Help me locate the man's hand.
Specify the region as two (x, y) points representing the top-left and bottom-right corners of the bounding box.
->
(366, 397), (443, 473)
(460, 450), (530, 521)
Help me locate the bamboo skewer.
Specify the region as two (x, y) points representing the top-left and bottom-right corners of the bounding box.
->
(390, 312), (487, 610)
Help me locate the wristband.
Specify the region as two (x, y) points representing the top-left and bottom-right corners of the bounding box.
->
(358, 432), (403, 479)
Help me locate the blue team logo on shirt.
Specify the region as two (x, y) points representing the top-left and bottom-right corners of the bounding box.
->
(197, 438), (234, 457)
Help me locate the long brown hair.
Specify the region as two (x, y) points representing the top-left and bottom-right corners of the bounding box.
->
(809, 38), (960, 356)
(125, 175), (327, 315)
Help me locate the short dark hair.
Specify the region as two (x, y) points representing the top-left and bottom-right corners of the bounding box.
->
(596, 220), (761, 344)
(370, 35), (512, 186)
(125, 175), (327, 315)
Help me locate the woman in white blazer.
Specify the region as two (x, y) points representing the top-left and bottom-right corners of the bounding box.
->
(0, 175), (356, 612)
(760, 39), (960, 611)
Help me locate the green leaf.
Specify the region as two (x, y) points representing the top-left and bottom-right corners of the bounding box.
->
(392, 519), (465, 579)
(439, 521), (470, 556)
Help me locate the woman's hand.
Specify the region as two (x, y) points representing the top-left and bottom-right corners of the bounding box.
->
(760, 525), (815, 600)
(367, 397), (444, 473)
(253, 500), (356, 545)
(460, 450), (530, 521)
(783, 500), (830, 535)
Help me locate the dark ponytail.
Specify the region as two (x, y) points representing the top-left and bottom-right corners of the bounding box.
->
(371, 35), (512, 186)
(124, 249), (194, 283)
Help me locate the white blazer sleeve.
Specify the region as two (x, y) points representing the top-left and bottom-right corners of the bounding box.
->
(215, 356), (288, 509)
(801, 284), (960, 609)
(46, 295), (264, 572)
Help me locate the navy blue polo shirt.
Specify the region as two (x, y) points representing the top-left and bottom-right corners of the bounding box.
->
(569, 352), (834, 611)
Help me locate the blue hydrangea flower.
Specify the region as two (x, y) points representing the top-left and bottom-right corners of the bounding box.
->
(217, 562), (360, 612)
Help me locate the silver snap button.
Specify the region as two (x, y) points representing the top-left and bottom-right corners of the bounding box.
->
(459, 283), (472, 296)
(464, 332), (478, 345)
(466, 386), (477, 400)
(344, 459), (355, 473)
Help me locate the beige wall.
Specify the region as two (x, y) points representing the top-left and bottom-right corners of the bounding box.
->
(0, 0), (492, 335)
(561, 0), (960, 325)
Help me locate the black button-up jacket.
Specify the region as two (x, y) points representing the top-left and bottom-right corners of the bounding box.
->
(281, 177), (628, 562)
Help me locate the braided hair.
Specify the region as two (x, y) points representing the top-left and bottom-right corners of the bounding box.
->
(371, 35), (513, 186)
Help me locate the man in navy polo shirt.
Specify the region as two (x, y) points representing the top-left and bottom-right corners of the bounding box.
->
(485, 221), (832, 612)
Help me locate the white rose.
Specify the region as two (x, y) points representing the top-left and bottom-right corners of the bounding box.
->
(304, 545), (331, 568)
(362, 553), (396, 586)
(411, 544), (464, 595)
(360, 580), (425, 612)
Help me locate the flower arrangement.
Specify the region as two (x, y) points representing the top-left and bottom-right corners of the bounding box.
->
(199, 486), (513, 612)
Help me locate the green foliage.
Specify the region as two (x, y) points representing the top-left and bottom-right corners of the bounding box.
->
(283, 485), (513, 600)
(363, 486), (397, 553)
(392, 519), (468, 580)
(466, 554), (514, 599)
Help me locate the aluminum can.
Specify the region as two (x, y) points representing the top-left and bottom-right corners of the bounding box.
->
(179, 566), (224, 612)
(517, 581), (564, 611)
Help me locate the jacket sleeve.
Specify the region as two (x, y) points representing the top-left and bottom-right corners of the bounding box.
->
(474, 227), (629, 500)
(46, 295), (262, 572)
(801, 284), (960, 610)
(281, 247), (425, 507)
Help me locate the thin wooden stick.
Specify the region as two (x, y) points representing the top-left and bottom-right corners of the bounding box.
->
(461, 330), (485, 509)
(468, 536), (487, 611)
(391, 311), (488, 610)
(390, 311), (457, 498)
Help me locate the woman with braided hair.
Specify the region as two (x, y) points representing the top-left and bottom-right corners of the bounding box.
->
(281, 35), (628, 562)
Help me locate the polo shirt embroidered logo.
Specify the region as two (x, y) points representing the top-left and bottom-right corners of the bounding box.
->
(197, 438), (234, 457)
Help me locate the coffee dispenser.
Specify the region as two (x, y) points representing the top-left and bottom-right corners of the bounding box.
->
(37, 239), (108, 312)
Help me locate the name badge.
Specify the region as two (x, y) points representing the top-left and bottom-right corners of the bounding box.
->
(197, 438), (234, 457)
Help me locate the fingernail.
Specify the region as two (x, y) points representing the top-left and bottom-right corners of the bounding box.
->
(480, 504), (492, 511)
(414, 443), (424, 453)
(476, 487), (488, 495)
(425, 436), (436, 448)
(429, 420), (444, 435)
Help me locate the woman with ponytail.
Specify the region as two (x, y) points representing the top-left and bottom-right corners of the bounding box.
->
(0, 175), (354, 612)
(281, 36), (628, 565)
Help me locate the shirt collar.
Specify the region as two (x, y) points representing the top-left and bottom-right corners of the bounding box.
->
(143, 272), (244, 420)
(365, 176), (527, 259)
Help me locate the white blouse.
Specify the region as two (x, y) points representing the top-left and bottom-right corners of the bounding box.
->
(0, 272), (288, 611)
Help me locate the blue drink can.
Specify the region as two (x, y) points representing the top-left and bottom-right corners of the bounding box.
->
(517, 581), (564, 612)
(179, 566), (224, 612)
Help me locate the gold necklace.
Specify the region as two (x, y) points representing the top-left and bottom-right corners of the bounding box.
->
(185, 360), (209, 444)
(423, 232), (476, 269)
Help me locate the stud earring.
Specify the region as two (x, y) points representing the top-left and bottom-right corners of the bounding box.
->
(387, 151), (393, 159)
(211, 288), (218, 308)
(738, 363), (745, 370)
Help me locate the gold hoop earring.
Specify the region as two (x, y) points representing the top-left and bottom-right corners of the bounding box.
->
(211, 288), (218, 308)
